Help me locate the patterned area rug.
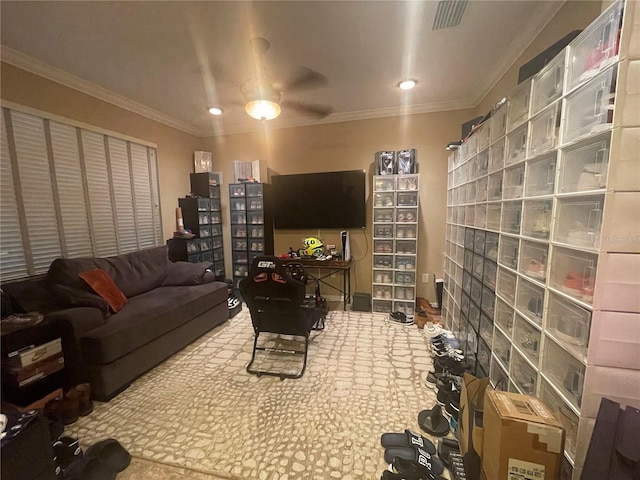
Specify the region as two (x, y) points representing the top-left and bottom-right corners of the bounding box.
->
(67, 310), (440, 479)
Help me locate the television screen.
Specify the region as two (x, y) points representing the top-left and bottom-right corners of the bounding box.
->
(271, 170), (366, 229)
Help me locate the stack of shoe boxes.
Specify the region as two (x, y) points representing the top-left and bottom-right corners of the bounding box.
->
(441, 1), (640, 477)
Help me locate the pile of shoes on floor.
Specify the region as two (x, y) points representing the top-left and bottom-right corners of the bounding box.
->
(42, 383), (132, 479)
(378, 323), (471, 479)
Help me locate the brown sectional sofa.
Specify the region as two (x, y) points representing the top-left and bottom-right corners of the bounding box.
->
(2, 246), (228, 401)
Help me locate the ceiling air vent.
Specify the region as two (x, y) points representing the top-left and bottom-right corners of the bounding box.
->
(432, 0), (469, 30)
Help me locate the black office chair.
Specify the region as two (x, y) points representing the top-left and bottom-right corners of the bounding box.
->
(239, 256), (322, 379)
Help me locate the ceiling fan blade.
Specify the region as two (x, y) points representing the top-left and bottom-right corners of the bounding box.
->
(278, 67), (328, 92)
(281, 100), (333, 118)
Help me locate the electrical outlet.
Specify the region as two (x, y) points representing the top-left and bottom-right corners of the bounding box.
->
(422, 273), (430, 283)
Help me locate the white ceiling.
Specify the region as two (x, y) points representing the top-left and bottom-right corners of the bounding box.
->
(0, 1), (564, 137)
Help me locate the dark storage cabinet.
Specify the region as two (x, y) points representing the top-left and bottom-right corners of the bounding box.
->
(229, 182), (273, 291)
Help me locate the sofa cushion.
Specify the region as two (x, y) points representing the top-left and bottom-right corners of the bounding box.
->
(79, 281), (227, 364)
(2, 276), (63, 315)
(79, 269), (128, 312)
(162, 261), (216, 287)
(47, 246), (170, 298)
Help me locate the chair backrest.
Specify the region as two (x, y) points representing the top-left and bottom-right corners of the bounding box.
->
(239, 256), (310, 336)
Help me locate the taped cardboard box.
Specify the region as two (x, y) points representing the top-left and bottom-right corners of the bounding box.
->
(482, 390), (565, 480)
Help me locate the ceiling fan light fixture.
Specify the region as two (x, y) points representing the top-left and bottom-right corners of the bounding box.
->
(208, 107), (223, 115)
(245, 99), (281, 120)
(398, 79), (417, 90)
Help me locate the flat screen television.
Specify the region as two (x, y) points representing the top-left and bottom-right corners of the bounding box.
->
(271, 170), (366, 229)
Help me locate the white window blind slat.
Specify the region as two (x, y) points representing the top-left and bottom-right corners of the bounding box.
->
(11, 111), (61, 274)
(130, 143), (155, 249)
(107, 137), (137, 253)
(49, 121), (93, 258)
(82, 130), (118, 257)
(0, 110), (28, 280)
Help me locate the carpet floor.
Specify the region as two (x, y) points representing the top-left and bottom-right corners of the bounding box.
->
(66, 310), (444, 479)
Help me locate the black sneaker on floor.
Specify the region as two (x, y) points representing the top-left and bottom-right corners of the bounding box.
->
(436, 377), (460, 407)
(444, 389), (461, 421)
(388, 311), (414, 325)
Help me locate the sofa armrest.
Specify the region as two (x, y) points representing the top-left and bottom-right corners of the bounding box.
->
(162, 262), (216, 286)
(46, 307), (106, 338)
(48, 283), (110, 319)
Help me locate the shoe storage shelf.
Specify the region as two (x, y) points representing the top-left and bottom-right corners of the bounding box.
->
(167, 176), (225, 280)
(441, 1), (640, 477)
(372, 174), (419, 315)
(229, 182), (274, 293)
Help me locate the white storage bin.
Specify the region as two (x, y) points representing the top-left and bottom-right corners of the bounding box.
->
(395, 240), (416, 255)
(477, 121), (491, 152)
(514, 313), (542, 365)
(473, 229), (486, 255)
(516, 278), (545, 327)
(465, 205), (475, 226)
(525, 153), (557, 197)
(475, 204), (487, 229)
(542, 338), (586, 409)
(373, 269), (394, 285)
(521, 200), (552, 240)
(477, 337), (491, 375)
(566, 0), (623, 92)
(491, 102), (508, 142)
(477, 148), (489, 177)
(374, 176), (395, 191)
(374, 224), (394, 238)
(490, 355), (509, 390)
(466, 134), (478, 158)
(485, 232), (499, 261)
(549, 246), (597, 306)
(547, 291), (591, 360)
(374, 191), (395, 207)
(532, 51), (565, 115)
(373, 254), (393, 269)
(395, 255), (416, 271)
(500, 201), (522, 235)
(488, 172), (503, 201)
(588, 311), (640, 369)
(374, 239), (393, 254)
(456, 206), (465, 225)
(397, 191), (418, 207)
(373, 208), (394, 223)
(507, 79), (533, 132)
(529, 103), (561, 157)
(495, 297), (514, 337)
(499, 235), (519, 270)
(479, 313), (494, 346)
(397, 174), (419, 191)
(373, 285), (393, 300)
(554, 195), (604, 248)
(489, 138), (505, 173)
(465, 182), (476, 204)
(593, 253), (640, 312)
(581, 365), (640, 418)
(558, 132), (610, 193)
(493, 327), (512, 371)
(518, 239), (549, 282)
(510, 349), (537, 396)
(562, 65), (616, 145)
(481, 285), (495, 317)
(497, 267), (517, 305)
(394, 286), (415, 301)
(483, 260), (497, 290)
(396, 224), (417, 239)
(503, 164), (525, 200)
(506, 123), (529, 166)
(486, 204), (502, 232)
(373, 299), (393, 313)
(394, 301), (415, 316)
(396, 208), (418, 223)
(468, 156), (479, 182)
(476, 176), (488, 202)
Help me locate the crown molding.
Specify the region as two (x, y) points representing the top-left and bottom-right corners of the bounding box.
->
(1, 45), (203, 136)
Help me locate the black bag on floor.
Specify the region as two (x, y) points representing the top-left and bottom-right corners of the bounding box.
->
(457, 373), (491, 480)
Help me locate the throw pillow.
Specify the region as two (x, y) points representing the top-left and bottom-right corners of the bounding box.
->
(79, 269), (127, 313)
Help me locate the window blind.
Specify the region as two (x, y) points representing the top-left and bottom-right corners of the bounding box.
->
(0, 107), (162, 281)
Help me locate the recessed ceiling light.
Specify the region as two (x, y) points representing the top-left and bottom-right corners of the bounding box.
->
(398, 79), (417, 90)
(208, 107), (223, 115)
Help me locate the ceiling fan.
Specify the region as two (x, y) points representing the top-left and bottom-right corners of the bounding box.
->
(239, 37), (332, 121)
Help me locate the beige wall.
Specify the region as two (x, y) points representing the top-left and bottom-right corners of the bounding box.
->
(202, 111), (474, 301)
(0, 63), (202, 241)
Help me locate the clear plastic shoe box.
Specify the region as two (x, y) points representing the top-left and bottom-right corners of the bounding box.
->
(532, 50), (565, 115)
(501, 201), (522, 235)
(514, 313), (542, 365)
(476, 176), (488, 202)
(491, 102), (508, 142)
(488, 172), (503, 201)
(525, 153), (557, 197)
(490, 138), (506, 173)
(553, 195), (604, 248)
(490, 355), (509, 390)
(503, 164), (525, 200)
(495, 297), (515, 337)
(499, 236), (519, 270)
(485, 232), (499, 261)
(519, 240), (549, 283)
(506, 79), (533, 132)
(542, 338), (586, 409)
(477, 121), (491, 152)
(510, 348), (538, 396)
(558, 132), (610, 193)
(528, 102), (561, 157)
(547, 291), (591, 360)
(506, 124), (529, 166)
(549, 246), (598, 306)
(516, 277), (545, 327)
(486, 204), (502, 231)
(521, 200), (552, 240)
(493, 327), (512, 371)
(497, 267), (517, 305)
(474, 229), (486, 254)
(479, 312), (494, 346)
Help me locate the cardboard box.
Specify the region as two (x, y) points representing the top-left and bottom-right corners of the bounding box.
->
(5, 338), (62, 368)
(483, 390), (565, 480)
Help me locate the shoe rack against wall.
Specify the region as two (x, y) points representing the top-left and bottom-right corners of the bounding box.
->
(441, 1), (639, 477)
(229, 182), (274, 293)
(167, 173), (225, 280)
(372, 174), (419, 316)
